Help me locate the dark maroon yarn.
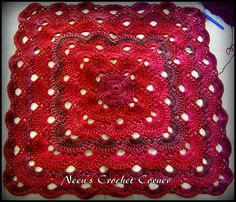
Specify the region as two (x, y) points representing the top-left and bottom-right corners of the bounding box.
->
(203, 2), (234, 26)
(3, 2), (233, 199)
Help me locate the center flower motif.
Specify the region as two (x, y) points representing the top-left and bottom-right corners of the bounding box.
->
(99, 74), (134, 106)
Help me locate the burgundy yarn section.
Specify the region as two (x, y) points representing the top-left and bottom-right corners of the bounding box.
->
(203, 2), (234, 26)
(4, 2), (233, 199)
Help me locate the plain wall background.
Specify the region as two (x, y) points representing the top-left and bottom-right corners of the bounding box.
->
(2, 2), (234, 200)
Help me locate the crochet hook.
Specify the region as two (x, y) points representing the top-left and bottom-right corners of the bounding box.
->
(201, 10), (224, 30)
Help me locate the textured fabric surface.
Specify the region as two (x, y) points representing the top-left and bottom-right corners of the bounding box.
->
(4, 2), (233, 199)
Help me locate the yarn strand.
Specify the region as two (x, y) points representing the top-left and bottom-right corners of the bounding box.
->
(219, 26), (234, 75)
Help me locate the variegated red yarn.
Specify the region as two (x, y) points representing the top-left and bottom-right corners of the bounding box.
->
(4, 2), (233, 199)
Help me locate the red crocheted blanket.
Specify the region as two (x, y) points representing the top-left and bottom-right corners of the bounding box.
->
(4, 2), (233, 199)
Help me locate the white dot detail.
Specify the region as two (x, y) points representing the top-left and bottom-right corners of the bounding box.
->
(14, 145), (20, 155)
(216, 144), (222, 153)
(116, 183), (124, 188)
(174, 58), (180, 64)
(66, 165), (75, 173)
(196, 166), (203, 172)
(203, 59), (209, 65)
(85, 149), (93, 156)
(213, 180), (219, 186)
(88, 119), (94, 124)
(109, 33), (117, 39)
(96, 45), (104, 50)
(47, 116), (55, 124)
(209, 85), (215, 92)
(35, 166), (43, 172)
(65, 49), (70, 55)
(163, 133), (169, 139)
(28, 160), (35, 166)
(146, 117), (152, 123)
(65, 129), (71, 136)
(110, 58), (117, 64)
(55, 11), (63, 16)
(179, 85), (185, 92)
(149, 183), (159, 190)
(64, 101), (72, 110)
(199, 128), (206, 136)
(81, 32), (90, 36)
(130, 74), (135, 80)
(17, 182), (24, 187)
(151, 111), (156, 117)
(54, 151), (60, 155)
(48, 61), (55, 69)
(148, 148), (157, 155)
(48, 88), (55, 96)
(137, 9), (145, 14)
(129, 102), (135, 107)
(181, 182), (191, 189)
(117, 149), (125, 156)
(144, 61), (149, 66)
(133, 97), (138, 102)
(100, 165), (108, 173)
(185, 142), (190, 149)
(132, 132), (140, 139)
(146, 85), (154, 92)
(48, 145), (54, 151)
(191, 70), (199, 78)
(110, 10), (117, 15)
(71, 135), (78, 140)
(63, 75), (69, 82)
(30, 102), (38, 111)
(14, 117), (20, 124)
(163, 9), (170, 14)
(123, 21), (130, 26)
(165, 98), (171, 105)
(17, 60), (23, 68)
(22, 36), (28, 44)
(82, 9), (89, 14)
(47, 183), (57, 190)
(132, 165), (142, 172)
(81, 183), (91, 189)
(117, 118), (124, 125)
(161, 71), (168, 78)
(13, 176), (17, 181)
(197, 36), (203, 42)
(180, 149), (186, 155)
(69, 20), (75, 25)
(101, 134), (110, 141)
(150, 21), (157, 26)
(80, 89), (87, 95)
(196, 99), (203, 107)
(83, 57), (89, 62)
(213, 114), (219, 122)
(136, 34), (144, 39)
(103, 104), (108, 109)
(31, 74), (38, 82)
(123, 46), (131, 51)
(30, 131), (37, 139)
(165, 165), (174, 173)
(15, 88), (22, 96)
(181, 113), (189, 121)
(83, 114), (88, 120)
(34, 49), (40, 55)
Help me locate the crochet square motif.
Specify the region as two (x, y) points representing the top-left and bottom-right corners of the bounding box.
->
(4, 2), (233, 199)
